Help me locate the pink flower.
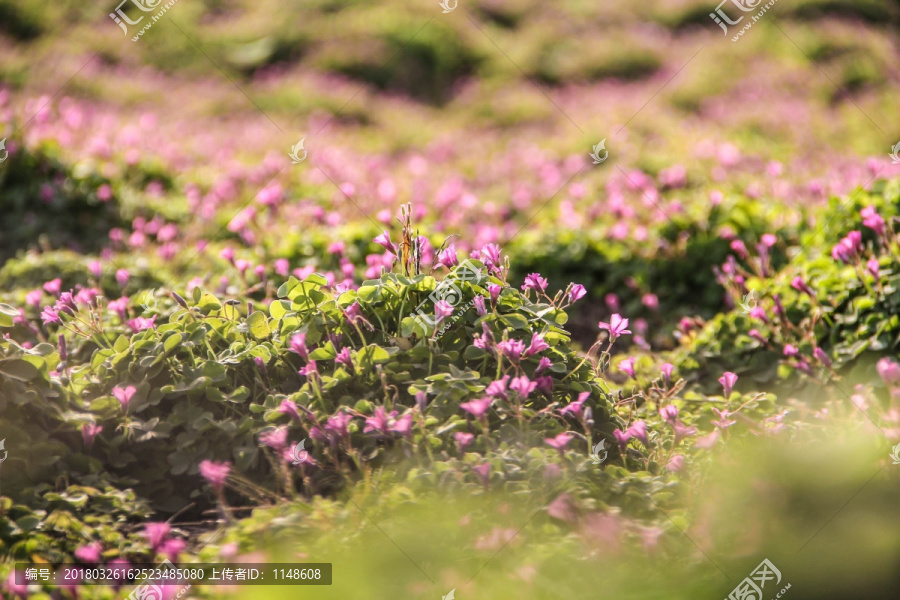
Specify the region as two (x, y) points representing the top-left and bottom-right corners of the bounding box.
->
(344, 301), (363, 323)
(473, 462), (491, 487)
(127, 315), (156, 332)
(259, 427), (289, 451)
(524, 333), (549, 357)
(298, 360), (318, 378)
(6, 570), (30, 598)
(813, 347), (831, 367)
(867, 258), (880, 278)
(478, 243), (502, 270)
(374, 231), (396, 254)
(671, 420), (698, 444)
(667, 455), (685, 472)
(568, 284), (586, 303)
(143, 522), (171, 552)
(198, 460), (231, 492)
(364, 406), (396, 435)
(488, 283), (502, 305)
(711, 408), (737, 429)
(325, 411), (353, 440)
(220, 247), (235, 263)
(160, 538), (186, 562)
(783, 344), (799, 357)
(534, 376), (553, 395)
(335, 347), (353, 368)
(454, 432), (475, 452)
(389, 413), (414, 437)
(831, 231), (862, 264)
(660, 362), (674, 383)
(438, 246), (459, 268)
(627, 421), (649, 446)
(485, 375), (510, 400)
(694, 430), (721, 449)
(861, 205), (885, 236)
(112, 385), (136, 411)
(497, 339), (526, 361)
(522, 273), (548, 292)
(25, 289), (43, 306)
(876, 358), (900, 385)
(791, 276), (814, 296)
(434, 300), (454, 321)
(598, 313), (631, 342)
(545, 432), (574, 452)
(41, 305), (60, 324)
(749, 306), (768, 322)
(81, 423), (103, 450)
(277, 399), (301, 420)
(730, 240), (748, 259)
(473, 294), (486, 316)
(605, 293), (620, 313)
(559, 392), (590, 418)
(274, 258), (290, 276)
(509, 376), (536, 398)
(749, 329), (767, 344)
(641, 293), (659, 311)
(74, 542), (103, 563)
(108, 296), (129, 321)
(116, 269), (130, 288)
(43, 278), (62, 296)
(534, 356), (553, 376)
(659, 405), (678, 424)
(718, 371), (738, 397)
(618, 357), (636, 378)
(461, 397), (492, 419)
(613, 429), (632, 451)
(290, 333), (309, 359)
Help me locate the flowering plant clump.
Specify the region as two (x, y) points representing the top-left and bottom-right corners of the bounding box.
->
(0, 218), (631, 528)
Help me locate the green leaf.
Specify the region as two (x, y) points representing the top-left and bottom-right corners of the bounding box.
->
(0, 358), (40, 381)
(270, 300), (292, 320)
(198, 293), (222, 312)
(500, 313), (530, 330)
(0, 303), (18, 327)
(304, 273), (328, 287)
(357, 345), (391, 365)
(247, 312), (270, 339)
(163, 333), (183, 355)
